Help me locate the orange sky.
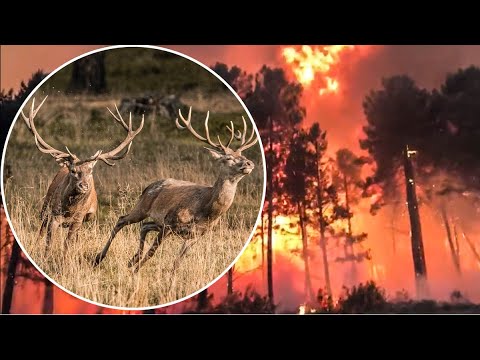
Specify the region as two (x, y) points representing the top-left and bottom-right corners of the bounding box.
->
(6, 44), (480, 154)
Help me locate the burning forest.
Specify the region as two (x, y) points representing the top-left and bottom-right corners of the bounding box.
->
(2, 45), (480, 314)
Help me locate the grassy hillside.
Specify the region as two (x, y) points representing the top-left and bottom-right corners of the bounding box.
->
(46, 47), (227, 96)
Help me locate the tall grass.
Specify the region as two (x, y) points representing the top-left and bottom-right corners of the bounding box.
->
(3, 95), (264, 308)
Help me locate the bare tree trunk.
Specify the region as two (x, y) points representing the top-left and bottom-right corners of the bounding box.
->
(260, 211), (265, 292)
(266, 118), (274, 305)
(462, 232), (480, 264)
(297, 202), (314, 302)
(440, 206), (461, 275)
(403, 145), (428, 297)
(42, 279), (54, 314)
(227, 267), (233, 295)
(315, 143), (332, 304)
(391, 203), (398, 254)
(453, 223), (460, 261)
(267, 198), (274, 304)
(343, 173), (357, 284)
(2, 238), (21, 314)
(318, 223), (332, 304)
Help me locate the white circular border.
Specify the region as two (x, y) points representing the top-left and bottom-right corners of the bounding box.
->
(1, 45), (267, 312)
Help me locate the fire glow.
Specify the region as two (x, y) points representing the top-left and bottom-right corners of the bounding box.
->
(282, 45), (355, 95)
(234, 215), (305, 274)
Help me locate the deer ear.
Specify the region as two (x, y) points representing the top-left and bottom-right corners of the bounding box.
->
(204, 147), (223, 160)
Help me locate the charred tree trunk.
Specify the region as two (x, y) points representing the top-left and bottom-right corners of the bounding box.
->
(297, 202), (314, 302)
(315, 142), (332, 304)
(440, 206), (461, 275)
(391, 202), (398, 254)
(227, 267), (234, 295)
(453, 223), (460, 262)
(42, 279), (54, 314)
(266, 118), (274, 305)
(318, 209), (333, 305)
(260, 211), (265, 290)
(2, 238), (20, 314)
(343, 173), (357, 284)
(196, 289), (209, 312)
(461, 231), (480, 264)
(403, 145), (428, 297)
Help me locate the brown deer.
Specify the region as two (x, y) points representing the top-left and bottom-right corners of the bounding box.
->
(93, 107), (258, 271)
(22, 97), (144, 252)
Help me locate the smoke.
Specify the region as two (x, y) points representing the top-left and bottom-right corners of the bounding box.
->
(288, 45), (480, 153)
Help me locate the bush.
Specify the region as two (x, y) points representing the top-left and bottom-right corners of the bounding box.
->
(212, 288), (275, 314)
(337, 281), (388, 313)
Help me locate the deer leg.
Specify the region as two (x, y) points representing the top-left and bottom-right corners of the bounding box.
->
(134, 227), (170, 272)
(93, 212), (147, 266)
(65, 221), (82, 251)
(172, 238), (198, 271)
(45, 217), (61, 254)
(128, 222), (162, 268)
(37, 217), (49, 242)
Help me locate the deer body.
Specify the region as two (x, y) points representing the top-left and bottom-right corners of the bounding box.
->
(39, 166), (98, 246)
(131, 174), (242, 235)
(94, 107), (257, 271)
(23, 97), (144, 251)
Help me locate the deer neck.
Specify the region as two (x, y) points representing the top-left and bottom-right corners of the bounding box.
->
(207, 174), (241, 219)
(64, 178), (93, 206)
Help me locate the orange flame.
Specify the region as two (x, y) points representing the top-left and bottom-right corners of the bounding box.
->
(298, 304), (306, 314)
(234, 215), (305, 274)
(282, 45), (355, 96)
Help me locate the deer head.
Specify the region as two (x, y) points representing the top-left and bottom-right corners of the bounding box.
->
(21, 96), (144, 194)
(175, 107), (258, 181)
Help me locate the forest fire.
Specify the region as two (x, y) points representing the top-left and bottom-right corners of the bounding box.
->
(282, 45), (355, 95)
(234, 215), (306, 274)
(4, 45), (480, 314)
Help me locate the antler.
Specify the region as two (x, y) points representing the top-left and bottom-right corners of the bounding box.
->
(229, 115), (258, 153)
(98, 104), (145, 166)
(175, 107), (222, 150)
(21, 96), (80, 166)
(175, 107), (258, 154)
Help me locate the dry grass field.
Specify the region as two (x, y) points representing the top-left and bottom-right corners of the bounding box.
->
(3, 94), (264, 308)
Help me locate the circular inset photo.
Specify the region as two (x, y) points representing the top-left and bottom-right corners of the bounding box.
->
(1, 46), (265, 309)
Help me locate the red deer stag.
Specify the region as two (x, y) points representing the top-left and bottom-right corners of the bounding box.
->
(93, 107), (258, 271)
(22, 97), (144, 252)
